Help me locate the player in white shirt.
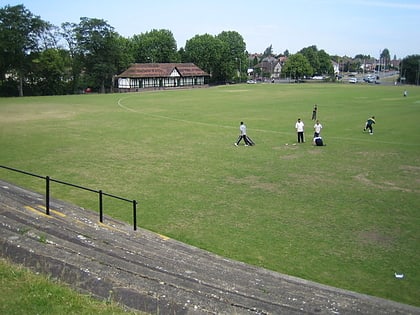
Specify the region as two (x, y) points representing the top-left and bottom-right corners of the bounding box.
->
(295, 118), (305, 143)
(313, 120), (322, 137)
(235, 122), (252, 146)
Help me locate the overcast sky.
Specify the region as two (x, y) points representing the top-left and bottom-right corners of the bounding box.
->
(5, 0), (420, 59)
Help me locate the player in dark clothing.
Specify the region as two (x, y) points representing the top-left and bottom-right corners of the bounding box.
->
(364, 116), (376, 135)
(311, 104), (317, 120)
(313, 136), (325, 146)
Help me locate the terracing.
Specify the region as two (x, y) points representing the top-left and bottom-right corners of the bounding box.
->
(1, 179), (419, 314)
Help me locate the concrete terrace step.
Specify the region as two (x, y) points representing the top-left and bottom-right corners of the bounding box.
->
(1, 180), (419, 315)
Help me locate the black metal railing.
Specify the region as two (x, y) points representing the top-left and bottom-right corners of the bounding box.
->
(0, 165), (138, 230)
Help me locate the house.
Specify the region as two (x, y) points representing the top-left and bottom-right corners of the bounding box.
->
(116, 63), (209, 91)
(250, 55), (287, 79)
(389, 59), (400, 69)
(272, 62), (282, 78)
(260, 56), (278, 77)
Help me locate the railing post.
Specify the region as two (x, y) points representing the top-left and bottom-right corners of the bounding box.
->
(133, 200), (137, 231)
(99, 190), (103, 223)
(45, 176), (50, 215)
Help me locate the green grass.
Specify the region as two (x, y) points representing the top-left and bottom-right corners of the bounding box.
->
(1, 83), (419, 307)
(0, 258), (143, 314)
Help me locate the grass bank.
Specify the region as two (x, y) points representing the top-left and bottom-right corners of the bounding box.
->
(0, 258), (143, 314)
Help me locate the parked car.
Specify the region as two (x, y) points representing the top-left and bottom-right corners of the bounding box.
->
(247, 80), (256, 84)
(364, 75), (377, 83)
(348, 77), (358, 84)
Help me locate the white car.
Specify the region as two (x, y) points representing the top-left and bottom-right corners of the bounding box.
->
(348, 77), (358, 84)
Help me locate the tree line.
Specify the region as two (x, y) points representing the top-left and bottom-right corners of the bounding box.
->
(1, 4), (419, 97)
(0, 4), (248, 96)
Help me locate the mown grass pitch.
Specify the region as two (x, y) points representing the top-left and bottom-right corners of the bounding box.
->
(1, 83), (419, 306)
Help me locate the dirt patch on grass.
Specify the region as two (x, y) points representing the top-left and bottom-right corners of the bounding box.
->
(400, 165), (420, 178)
(353, 173), (418, 193)
(358, 230), (395, 248)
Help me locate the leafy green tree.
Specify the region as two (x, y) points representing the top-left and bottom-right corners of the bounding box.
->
(354, 54), (372, 60)
(281, 53), (313, 80)
(262, 45), (273, 58)
(29, 48), (70, 95)
(178, 47), (188, 63)
(350, 60), (361, 73)
(299, 45), (320, 75)
(74, 17), (123, 93)
(0, 4), (51, 96)
(298, 45), (334, 76)
(130, 29), (179, 63)
(113, 35), (135, 73)
(318, 49), (334, 75)
(400, 54), (420, 85)
(184, 34), (226, 83)
(61, 22), (84, 93)
(216, 31), (246, 82)
(380, 48), (391, 70)
(253, 55), (259, 66)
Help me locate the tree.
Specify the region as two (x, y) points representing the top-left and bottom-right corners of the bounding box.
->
(0, 4), (51, 96)
(61, 22), (84, 93)
(298, 45), (334, 76)
(252, 55), (259, 68)
(354, 54), (372, 60)
(380, 48), (391, 70)
(262, 45), (273, 58)
(113, 35), (135, 74)
(130, 29), (179, 63)
(281, 53), (313, 80)
(216, 31), (246, 82)
(400, 54), (420, 85)
(178, 47), (187, 63)
(74, 17), (123, 93)
(184, 34), (226, 83)
(317, 49), (334, 76)
(299, 45), (320, 75)
(29, 48), (70, 95)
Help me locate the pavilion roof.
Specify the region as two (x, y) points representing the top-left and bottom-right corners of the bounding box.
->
(117, 63), (209, 78)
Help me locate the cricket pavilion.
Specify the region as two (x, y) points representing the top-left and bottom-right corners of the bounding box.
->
(115, 63), (209, 92)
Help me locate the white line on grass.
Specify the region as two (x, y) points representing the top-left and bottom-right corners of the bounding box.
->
(117, 95), (289, 135)
(117, 95), (419, 147)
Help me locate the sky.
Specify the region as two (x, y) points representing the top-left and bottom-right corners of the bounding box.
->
(3, 0), (420, 59)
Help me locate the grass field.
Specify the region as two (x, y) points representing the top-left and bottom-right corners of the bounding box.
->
(0, 258), (143, 315)
(1, 83), (419, 307)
